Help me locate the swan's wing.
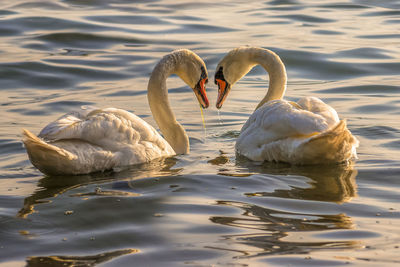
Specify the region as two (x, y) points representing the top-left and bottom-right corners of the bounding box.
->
(39, 105), (99, 138)
(236, 98), (341, 159)
(236, 97), (357, 163)
(297, 96), (339, 128)
(241, 99), (336, 139)
(38, 107), (172, 153)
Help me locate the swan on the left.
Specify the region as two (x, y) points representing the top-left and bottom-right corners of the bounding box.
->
(22, 49), (209, 176)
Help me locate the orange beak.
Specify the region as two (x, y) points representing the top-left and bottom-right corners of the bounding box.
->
(194, 78), (209, 108)
(216, 79), (230, 109)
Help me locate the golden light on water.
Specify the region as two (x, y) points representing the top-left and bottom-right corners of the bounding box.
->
(1, 0), (400, 266)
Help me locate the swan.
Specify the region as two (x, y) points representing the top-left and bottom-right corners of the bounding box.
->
(22, 49), (209, 175)
(214, 47), (359, 164)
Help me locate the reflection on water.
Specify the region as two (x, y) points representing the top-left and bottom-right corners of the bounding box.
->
(210, 201), (356, 258)
(237, 162), (357, 203)
(210, 163), (357, 258)
(208, 150), (230, 165)
(26, 248), (139, 267)
(1, 0), (400, 265)
(17, 157), (179, 218)
(9, 155), (362, 265)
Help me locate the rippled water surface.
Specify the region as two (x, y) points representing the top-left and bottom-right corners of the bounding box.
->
(1, 0), (400, 266)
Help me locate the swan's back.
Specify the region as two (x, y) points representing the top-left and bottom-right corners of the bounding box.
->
(23, 107), (175, 175)
(236, 97), (359, 164)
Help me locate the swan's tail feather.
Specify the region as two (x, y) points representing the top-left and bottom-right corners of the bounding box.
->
(298, 120), (359, 164)
(22, 129), (77, 175)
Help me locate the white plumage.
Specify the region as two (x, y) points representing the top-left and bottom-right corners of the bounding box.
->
(215, 47), (358, 164)
(236, 97), (357, 163)
(23, 49), (209, 175)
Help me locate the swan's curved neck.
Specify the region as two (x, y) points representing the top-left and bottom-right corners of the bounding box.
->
(147, 54), (190, 154)
(250, 49), (287, 110)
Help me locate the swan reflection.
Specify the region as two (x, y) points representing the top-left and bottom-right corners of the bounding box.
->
(26, 248), (138, 267)
(17, 157), (179, 218)
(224, 158), (357, 203)
(211, 160), (359, 257)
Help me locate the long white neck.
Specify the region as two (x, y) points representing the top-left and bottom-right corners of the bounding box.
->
(147, 54), (190, 154)
(249, 48), (287, 110)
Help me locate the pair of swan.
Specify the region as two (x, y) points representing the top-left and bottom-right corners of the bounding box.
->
(23, 47), (359, 175)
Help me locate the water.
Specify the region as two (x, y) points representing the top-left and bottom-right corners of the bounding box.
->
(1, 0), (400, 266)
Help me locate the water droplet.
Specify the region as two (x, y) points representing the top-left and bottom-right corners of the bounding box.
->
(199, 104), (207, 141)
(217, 110), (223, 125)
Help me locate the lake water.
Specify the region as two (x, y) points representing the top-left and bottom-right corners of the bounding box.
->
(1, 0), (400, 266)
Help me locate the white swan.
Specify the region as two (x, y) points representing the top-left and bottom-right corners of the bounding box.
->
(23, 49), (209, 175)
(214, 47), (358, 164)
